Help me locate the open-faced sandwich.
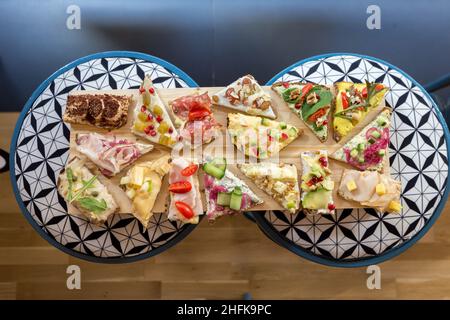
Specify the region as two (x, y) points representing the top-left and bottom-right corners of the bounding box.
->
(212, 74), (276, 119)
(57, 157), (118, 224)
(63, 92), (132, 130)
(75, 132), (153, 177)
(131, 75), (179, 148)
(227, 113), (302, 159)
(119, 155), (171, 228)
(300, 150), (335, 214)
(338, 169), (402, 213)
(169, 92), (221, 148)
(168, 157), (204, 224)
(330, 108), (391, 172)
(333, 81), (388, 142)
(238, 162), (300, 213)
(203, 157), (263, 221)
(272, 82), (332, 142)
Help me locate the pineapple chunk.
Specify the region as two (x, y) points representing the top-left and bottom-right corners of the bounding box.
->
(375, 183), (386, 196)
(388, 201), (402, 213)
(346, 180), (357, 192)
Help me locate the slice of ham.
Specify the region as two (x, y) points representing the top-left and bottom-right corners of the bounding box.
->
(168, 157), (203, 223)
(76, 132), (153, 177)
(180, 116), (220, 145)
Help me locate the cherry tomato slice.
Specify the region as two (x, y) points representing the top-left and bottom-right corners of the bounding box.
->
(188, 109), (211, 121)
(361, 87), (368, 98)
(169, 181), (192, 194)
(181, 164), (198, 177)
(341, 91), (349, 109)
(375, 84), (384, 91)
(175, 201), (194, 219)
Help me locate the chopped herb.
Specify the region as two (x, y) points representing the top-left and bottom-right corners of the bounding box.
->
(66, 168), (74, 201)
(70, 175), (97, 203)
(77, 197), (107, 214)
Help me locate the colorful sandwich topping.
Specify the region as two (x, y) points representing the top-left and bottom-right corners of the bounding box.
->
(212, 74), (276, 119)
(238, 162), (300, 213)
(333, 81), (388, 141)
(75, 132), (153, 177)
(331, 108), (391, 172)
(131, 75), (179, 147)
(300, 151), (335, 214)
(119, 155), (171, 228)
(227, 113), (302, 159)
(168, 158), (203, 224)
(57, 157), (118, 224)
(170, 92), (221, 147)
(338, 169), (402, 213)
(203, 158), (263, 221)
(272, 82), (332, 142)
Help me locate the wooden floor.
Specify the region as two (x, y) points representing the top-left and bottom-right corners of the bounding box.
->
(1, 112), (450, 300)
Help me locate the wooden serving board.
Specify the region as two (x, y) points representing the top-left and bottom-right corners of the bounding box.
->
(68, 86), (388, 213)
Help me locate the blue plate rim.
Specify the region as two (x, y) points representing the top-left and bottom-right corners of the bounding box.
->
(257, 52), (450, 268)
(9, 50), (200, 264)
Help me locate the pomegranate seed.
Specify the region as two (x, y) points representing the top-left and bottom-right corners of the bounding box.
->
(282, 82), (289, 88)
(139, 87), (145, 94)
(281, 133), (289, 140)
(140, 105), (146, 112)
(148, 124), (154, 130)
(147, 114), (153, 121)
(144, 126), (151, 134)
(328, 203), (336, 211)
(323, 120), (328, 126)
(168, 127), (173, 134)
(156, 115), (163, 123)
(319, 156), (328, 167)
(149, 87), (155, 94)
(150, 130), (157, 136)
(295, 103), (301, 109)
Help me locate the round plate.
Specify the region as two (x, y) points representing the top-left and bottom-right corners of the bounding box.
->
(10, 51), (200, 263)
(255, 53), (450, 267)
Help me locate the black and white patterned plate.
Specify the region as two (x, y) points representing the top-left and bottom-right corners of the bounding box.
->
(10, 51), (199, 263)
(255, 53), (450, 267)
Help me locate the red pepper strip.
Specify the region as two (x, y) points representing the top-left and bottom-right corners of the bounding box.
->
(175, 201), (194, 219)
(308, 108), (327, 123)
(375, 84), (384, 91)
(169, 181), (192, 194)
(300, 83), (313, 100)
(341, 91), (349, 109)
(361, 87), (368, 98)
(181, 164), (198, 177)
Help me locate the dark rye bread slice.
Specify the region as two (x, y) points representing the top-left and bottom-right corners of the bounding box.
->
(63, 93), (132, 129)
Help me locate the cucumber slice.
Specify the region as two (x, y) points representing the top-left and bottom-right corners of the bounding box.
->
(261, 118), (271, 126)
(288, 127), (298, 137)
(377, 118), (387, 127)
(286, 201), (296, 209)
(279, 122), (287, 129)
(378, 149), (386, 157)
(350, 149), (359, 158)
(230, 187), (243, 211)
(210, 157), (227, 171)
(203, 162), (225, 179)
(371, 131), (381, 139)
(357, 143), (365, 151)
(217, 192), (231, 206)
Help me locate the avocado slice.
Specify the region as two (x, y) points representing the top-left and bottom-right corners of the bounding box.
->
(302, 188), (331, 210)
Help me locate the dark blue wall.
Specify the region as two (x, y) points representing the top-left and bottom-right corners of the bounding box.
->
(0, 0), (449, 111)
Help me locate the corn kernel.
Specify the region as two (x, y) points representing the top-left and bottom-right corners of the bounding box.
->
(375, 183), (386, 196)
(346, 180), (357, 192)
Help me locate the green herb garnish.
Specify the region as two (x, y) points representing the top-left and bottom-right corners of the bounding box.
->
(77, 197), (107, 214)
(70, 175), (98, 203)
(66, 168), (74, 201)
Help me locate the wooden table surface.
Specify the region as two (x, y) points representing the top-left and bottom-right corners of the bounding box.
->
(1, 112), (450, 300)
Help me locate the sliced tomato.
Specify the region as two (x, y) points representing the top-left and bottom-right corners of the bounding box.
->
(188, 109), (211, 121)
(169, 181), (192, 193)
(175, 201), (194, 219)
(181, 164), (198, 177)
(300, 83), (313, 100)
(361, 87), (368, 98)
(341, 91), (349, 109)
(308, 108), (327, 123)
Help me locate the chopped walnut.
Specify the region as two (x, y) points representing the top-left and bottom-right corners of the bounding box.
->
(306, 92), (320, 105)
